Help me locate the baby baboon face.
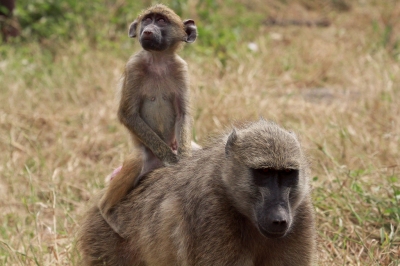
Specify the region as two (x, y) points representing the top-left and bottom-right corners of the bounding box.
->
(224, 121), (307, 239)
(138, 13), (172, 51)
(128, 5), (197, 52)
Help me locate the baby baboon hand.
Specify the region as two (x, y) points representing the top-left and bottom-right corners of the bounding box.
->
(171, 140), (178, 155)
(164, 152), (179, 166)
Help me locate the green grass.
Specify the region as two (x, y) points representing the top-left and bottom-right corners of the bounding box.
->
(0, 0), (399, 265)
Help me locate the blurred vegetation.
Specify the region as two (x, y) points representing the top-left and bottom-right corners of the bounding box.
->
(0, 0), (265, 74)
(12, 0), (262, 57)
(2, 0), (398, 62)
(14, 0), (143, 44)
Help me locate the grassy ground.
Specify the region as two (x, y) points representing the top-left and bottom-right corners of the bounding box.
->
(0, 0), (399, 265)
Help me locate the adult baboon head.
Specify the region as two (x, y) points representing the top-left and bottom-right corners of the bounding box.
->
(224, 121), (309, 238)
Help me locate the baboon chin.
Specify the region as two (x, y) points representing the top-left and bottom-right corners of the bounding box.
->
(79, 120), (316, 266)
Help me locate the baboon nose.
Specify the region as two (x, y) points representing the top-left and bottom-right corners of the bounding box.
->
(143, 31), (152, 36)
(266, 207), (290, 234)
(269, 218), (288, 234)
(272, 219), (287, 228)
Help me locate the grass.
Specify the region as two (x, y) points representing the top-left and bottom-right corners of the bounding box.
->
(0, 0), (399, 265)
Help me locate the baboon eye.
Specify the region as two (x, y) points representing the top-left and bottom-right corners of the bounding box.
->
(254, 168), (273, 175)
(144, 17), (152, 22)
(283, 169), (296, 175)
(157, 18), (167, 25)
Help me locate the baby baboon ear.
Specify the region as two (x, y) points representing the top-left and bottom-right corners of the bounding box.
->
(128, 20), (138, 38)
(183, 19), (197, 43)
(225, 128), (237, 158)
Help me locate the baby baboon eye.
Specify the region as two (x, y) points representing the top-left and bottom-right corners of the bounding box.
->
(157, 17), (167, 25)
(142, 17), (153, 25)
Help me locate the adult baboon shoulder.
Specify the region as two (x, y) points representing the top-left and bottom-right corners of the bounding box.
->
(79, 120), (316, 266)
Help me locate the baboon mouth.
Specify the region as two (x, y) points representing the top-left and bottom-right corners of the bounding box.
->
(141, 41), (164, 51)
(141, 35), (154, 41)
(258, 225), (288, 239)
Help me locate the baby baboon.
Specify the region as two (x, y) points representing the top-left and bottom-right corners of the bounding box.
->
(98, 4), (197, 227)
(79, 120), (316, 266)
(120, 3), (196, 169)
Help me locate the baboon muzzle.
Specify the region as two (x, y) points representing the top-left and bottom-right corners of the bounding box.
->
(258, 204), (291, 238)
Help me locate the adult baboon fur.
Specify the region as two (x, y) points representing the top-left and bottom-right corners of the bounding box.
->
(79, 120), (316, 266)
(98, 4), (197, 228)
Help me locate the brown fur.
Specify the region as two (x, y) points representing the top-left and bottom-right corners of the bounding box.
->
(98, 4), (197, 231)
(98, 152), (143, 233)
(79, 120), (316, 265)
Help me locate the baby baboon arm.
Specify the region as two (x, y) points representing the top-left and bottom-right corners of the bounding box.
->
(98, 154), (143, 235)
(118, 91), (178, 165)
(125, 114), (178, 165)
(177, 114), (191, 157)
(174, 94), (191, 157)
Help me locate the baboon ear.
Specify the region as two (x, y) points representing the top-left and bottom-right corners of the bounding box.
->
(225, 128), (237, 158)
(183, 19), (197, 43)
(128, 20), (138, 38)
(288, 130), (298, 139)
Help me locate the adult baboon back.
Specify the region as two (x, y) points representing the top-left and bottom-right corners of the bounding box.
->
(79, 120), (316, 266)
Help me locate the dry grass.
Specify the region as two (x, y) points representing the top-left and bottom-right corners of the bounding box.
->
(0, 1), (399, 265)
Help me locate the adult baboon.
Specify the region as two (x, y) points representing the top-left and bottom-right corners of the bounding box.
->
(98, 3), (197, 227)
(79, 120), (316, 266)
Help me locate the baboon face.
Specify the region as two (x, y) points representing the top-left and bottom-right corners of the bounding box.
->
(225, 121), (308, 239)
(138, 12), (173, 51)
(251, 167), (299, 238)
(128, 5), (197, 51)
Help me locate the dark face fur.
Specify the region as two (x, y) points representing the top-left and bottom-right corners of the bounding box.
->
(139, 13), (173, 51)
(252, 167), (299, 238)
